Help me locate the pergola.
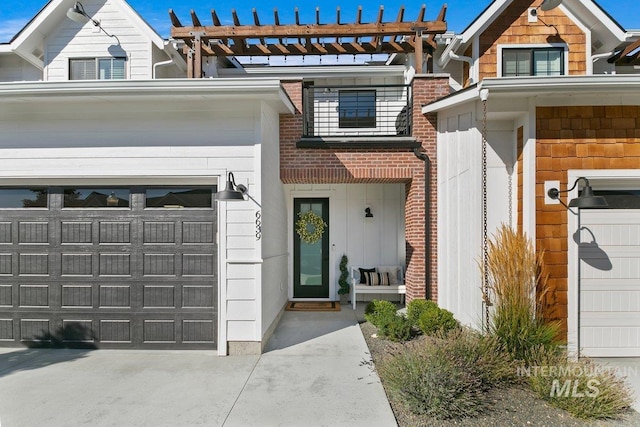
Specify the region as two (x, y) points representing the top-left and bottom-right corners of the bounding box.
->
(609, 38), (640, 66)
(169, 4), (447, 77)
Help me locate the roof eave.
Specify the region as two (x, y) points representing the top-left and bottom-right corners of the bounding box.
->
(423, 75), (640, 113)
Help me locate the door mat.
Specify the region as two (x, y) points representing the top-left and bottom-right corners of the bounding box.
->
(285, 301), (341, 312)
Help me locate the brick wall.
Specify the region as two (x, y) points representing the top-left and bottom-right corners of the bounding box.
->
(536, 106), (640, 338)
(280, 75), (449, 301)
(478, 0), (586, 81)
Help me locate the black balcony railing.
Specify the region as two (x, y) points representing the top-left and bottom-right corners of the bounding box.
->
(302, 84), (412, 138)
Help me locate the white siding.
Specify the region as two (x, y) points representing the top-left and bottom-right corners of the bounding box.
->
(259, 103), (289, 337)
(437, 108), (483, 328)
(437, 106), (517, 328)
(44, 0), (155, 81)
(0, 55), (42, 82)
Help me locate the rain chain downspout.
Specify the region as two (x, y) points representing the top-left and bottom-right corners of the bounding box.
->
(480, 88), (491, 332)
(413, 148), (432, 301)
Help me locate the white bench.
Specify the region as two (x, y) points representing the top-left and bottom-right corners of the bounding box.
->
(350, 265), (406, 310)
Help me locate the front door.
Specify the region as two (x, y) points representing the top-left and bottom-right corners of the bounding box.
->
(293, 198), (329, 298)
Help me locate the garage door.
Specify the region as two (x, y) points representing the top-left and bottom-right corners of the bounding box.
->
(579, 190), (640, 357)
(0, 187), (217, 349)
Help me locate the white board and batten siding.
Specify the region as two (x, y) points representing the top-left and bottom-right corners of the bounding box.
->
(437, 106), (515, 329)
(286, 183), (405, 300)
(45, 0), (157, 81)
(578, 210), (640, 357)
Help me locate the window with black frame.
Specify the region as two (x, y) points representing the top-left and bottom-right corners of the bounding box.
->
(338, 90), (376, 128)
(145, 188), (213, 208)
(63, 188), (130, 208)
(502, 47), (564, 77)
(0, 188), (48, 208)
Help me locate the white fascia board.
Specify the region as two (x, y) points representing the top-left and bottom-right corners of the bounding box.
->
(217, 65), (407, 79)
(422, 75), (640, 114)
(460, 0), (512, 44)
(576, 0), (626, 41)
(0, 79), (296, 113)
(422, 86), (479, 114)
(479, 75), (640, 94)
(437, 36), (462, 69)
(116, 0), (166, 50)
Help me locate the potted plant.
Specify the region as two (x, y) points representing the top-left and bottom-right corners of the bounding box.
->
(338, 254), (350, 305)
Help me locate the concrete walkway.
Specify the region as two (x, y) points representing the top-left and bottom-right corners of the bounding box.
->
(0, 308), (396, 427)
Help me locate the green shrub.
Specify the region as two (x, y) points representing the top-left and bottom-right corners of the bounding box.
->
(483, 225), (561, 363)
(379, 328), (516, 419)
(406, 299), (437, 327)
(417, 305), (459, 336)
(527, 346), (633, 419)
(364, 300), (397, 328)
(379, 314), (412, 342)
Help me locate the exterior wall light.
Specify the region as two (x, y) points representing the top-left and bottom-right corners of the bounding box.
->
(365, 207), (373, 218)
(215, 172), (247, 201)
(547, 177), (608, 209)
(66, 1), (120, 43)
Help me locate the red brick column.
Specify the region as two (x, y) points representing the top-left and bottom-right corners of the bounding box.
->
(406, 75), (449, 301)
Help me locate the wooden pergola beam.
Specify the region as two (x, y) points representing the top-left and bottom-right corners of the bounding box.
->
(171, 4), (447, 76)
(172, 20), (446, 39)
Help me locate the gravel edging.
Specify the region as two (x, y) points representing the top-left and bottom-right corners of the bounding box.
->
(360, 321), (640, 427)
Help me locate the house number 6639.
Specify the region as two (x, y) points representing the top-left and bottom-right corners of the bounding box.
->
(255, 211), (262, 241)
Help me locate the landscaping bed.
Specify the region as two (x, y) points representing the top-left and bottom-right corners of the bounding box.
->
(361, 321), (640, 427)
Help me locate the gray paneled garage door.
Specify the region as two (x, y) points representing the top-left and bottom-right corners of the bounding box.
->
(0, 187), (217, 349)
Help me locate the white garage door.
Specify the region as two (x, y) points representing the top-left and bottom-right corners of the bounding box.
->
(579, 191), (640, 357)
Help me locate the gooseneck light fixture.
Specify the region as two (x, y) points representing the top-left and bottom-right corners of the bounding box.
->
(67, 2), (120, 43)
(215, 172), (247, 201)
(547, 177), (608, 209)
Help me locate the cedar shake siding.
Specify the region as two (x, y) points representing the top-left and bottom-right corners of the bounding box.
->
(536, 105), (640, 338)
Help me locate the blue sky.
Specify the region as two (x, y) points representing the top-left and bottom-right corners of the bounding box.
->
(0, 0), (637, 41)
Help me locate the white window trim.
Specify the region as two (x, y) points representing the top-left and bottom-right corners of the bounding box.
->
(566, 169), (640, 359)
(69, 57), (128, 80)
(497, 43), (569, 77)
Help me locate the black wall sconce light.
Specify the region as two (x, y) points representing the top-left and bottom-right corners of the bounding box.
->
(547, 177), (608, 209)
(67, 1), (120, 43)
(215, 172), (247, 201)
(365, 207), (373, 218)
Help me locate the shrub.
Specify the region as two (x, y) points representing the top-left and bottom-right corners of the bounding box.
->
(527, 346), (633, 419)
(337, 254), (350, 295)
(406, 299), (437, 327)
(483, 225), (561, 363)
(379, 328), (516, 419)
(379, 314), (412, 342)
(364, 300), (397, 328)
(417, 305), (459, 336)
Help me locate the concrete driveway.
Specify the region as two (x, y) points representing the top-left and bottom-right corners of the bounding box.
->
(0, 308), (396, 427)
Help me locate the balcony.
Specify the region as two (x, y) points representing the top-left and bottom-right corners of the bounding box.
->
(298, 84), (419, 149)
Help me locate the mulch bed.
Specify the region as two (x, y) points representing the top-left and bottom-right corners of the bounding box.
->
(360, 321), (640, 427)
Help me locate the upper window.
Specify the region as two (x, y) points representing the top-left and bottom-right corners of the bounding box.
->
(338, 90), (376, 128)
(70, 58), (126, 80)
(502, 48), (564, 77)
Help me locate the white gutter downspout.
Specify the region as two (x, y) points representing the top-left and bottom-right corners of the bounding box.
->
(592, 51), (614, 63)
(153, 58), (174, 79)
